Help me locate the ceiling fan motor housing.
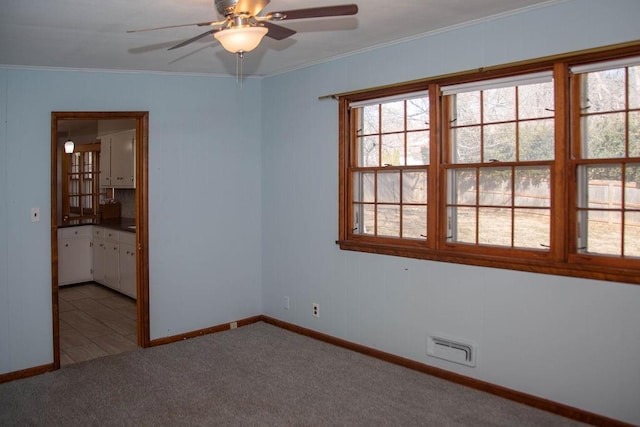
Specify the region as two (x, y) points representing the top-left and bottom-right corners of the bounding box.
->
(215, 0), (240, 16)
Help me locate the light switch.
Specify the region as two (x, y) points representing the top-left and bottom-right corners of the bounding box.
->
(31, 207), (40, 222)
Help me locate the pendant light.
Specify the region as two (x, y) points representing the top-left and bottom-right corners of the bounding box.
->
(64, 129), (74, 154)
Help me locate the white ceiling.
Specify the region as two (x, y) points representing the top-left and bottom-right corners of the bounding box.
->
(0, 0), (555, 77)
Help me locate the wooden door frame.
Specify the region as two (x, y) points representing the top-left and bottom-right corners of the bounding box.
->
(51, 111), (150, 369)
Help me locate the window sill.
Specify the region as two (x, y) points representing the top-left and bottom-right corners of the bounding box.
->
(336, 239), (640, 285)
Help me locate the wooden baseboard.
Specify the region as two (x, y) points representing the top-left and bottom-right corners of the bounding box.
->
(148, 315), (263, 347)
(0, 363), (54, 384)
(261, 316), (631, 427)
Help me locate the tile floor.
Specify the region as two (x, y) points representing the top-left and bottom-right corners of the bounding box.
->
(59, 282), (138, 366)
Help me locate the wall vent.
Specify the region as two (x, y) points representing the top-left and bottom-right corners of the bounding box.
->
(427, 335), (476, 367)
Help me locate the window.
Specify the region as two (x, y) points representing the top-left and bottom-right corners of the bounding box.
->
(350, 92), (430, 241)
(443, 73), (554, 254)
(337, 44), (640, 284)
(62, 144), (101, 222)
(571, 58), (640, 267)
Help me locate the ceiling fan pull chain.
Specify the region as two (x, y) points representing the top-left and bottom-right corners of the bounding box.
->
(236, 51), (245, 88)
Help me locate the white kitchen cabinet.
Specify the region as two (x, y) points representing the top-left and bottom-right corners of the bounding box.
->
(92, 226), (136, 299)
(99, 139), (112, 187)
(58, 226), (93, 286)
(119, 232), (136, 299)
(100, 129), (135, 189)
(104, 236), (120, 290)
(92, 236), (107, 285)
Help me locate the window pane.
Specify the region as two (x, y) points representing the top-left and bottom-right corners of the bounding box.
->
(452, 169), (476, 205)
(625, 212), (640, 257)
(377, 171), (400, 203)
(484, 86), (515, 123)
(452, 126), (481, 163)
(448, 206), (476, 243)
(585, 165), (622, 209)
(484, 123), (515, 162)
(381, 101), (405, 133)
(353, 172), (375, 203)
(402, 171), (427, 204)
(362, 105), (379, 134)
(407, 131), (429, 165)
(630, 65), (640, 110)
(514, 167), (550, 207)
(514, 208), (549, 249)
(360, 204), (375, 235)
(585, 68), (626, 113)
(630, 111), (640, 157)
(453, 91), (480, 126)
(519, 118), (554, 161)
(406, 97), (429, 131)
(377, 205), (400, 237)
(479, 168), (512, 206)
(587, 210), (621, 255)
(381, 133), (404, 166)
(518, 82), (554, 119)
(625, 164), (640, 209)
(358, 136), (379, 167)
(402, 206), (427, 239)
(478, 208), (512, 246)
(583, 113), (626, 158)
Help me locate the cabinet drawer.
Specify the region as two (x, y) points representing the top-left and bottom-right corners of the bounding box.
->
(59, 226), (92, 239)
(119, 231), (136, 246)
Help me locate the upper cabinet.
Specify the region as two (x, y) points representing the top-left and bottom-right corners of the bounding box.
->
(100, 129), (135, 189)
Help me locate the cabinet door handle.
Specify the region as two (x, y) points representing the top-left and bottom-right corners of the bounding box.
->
(65, 243), (69, 247)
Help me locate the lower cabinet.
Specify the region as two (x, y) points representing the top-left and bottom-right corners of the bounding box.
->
(58, 226), (93, 286)
(92, 236), (107, 286)
(92, 226), (136, 299)
(118, 232), (136, 299)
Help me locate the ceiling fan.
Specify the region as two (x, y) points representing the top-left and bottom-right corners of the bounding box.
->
(128, 0), (358, 55)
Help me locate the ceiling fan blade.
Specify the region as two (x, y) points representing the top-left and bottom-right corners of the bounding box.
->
(267, 4), (358, 21)
(168, 29), (218, 50)
(261, 22), (296, 40)
(234, 0), (270, 16)
(127, 20), (225, 33)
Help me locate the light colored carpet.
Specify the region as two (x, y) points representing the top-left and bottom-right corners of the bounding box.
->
(0, 322), (584, 426)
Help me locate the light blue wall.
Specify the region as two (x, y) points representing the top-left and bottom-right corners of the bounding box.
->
(0, 68), (263, 372)
(261, 0), (640, 424)
(0, 69), (9, 371)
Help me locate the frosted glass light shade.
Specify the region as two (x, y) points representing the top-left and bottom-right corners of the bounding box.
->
(214, 26), (268, 53)
(64, 140), (74, 154)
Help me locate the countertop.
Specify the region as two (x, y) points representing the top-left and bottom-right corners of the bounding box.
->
(58, 217), (136, 233)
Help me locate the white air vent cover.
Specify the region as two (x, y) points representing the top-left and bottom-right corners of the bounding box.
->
(427, 335), (476, 367)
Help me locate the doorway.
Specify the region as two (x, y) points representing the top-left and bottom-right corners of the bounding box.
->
(51, 112), (150, 369)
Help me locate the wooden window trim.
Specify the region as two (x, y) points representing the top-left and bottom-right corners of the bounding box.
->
(338, 44), (640, 285)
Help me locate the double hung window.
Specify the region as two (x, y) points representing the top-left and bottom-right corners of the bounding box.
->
(442, 73), (554, 254)
(571, 59), (640, 266)
(350, 92), (430, 241)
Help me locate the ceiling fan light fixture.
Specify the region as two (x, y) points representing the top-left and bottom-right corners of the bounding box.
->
(214, 26), (268, 53)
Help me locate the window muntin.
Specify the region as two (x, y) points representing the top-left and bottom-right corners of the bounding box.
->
(444, 75), (554, 251)
(574, 62), (640, 259)
(351, 93), (429, 240)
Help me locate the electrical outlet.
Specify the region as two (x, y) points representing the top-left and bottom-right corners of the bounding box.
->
(229, 321), (237, 329)
(284, 296), (290, 310)
(312, 303), (319, 318)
